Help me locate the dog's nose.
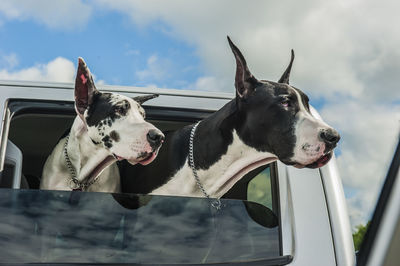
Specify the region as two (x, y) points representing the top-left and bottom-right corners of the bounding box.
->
(319, 128), (340, 145)
(147, 129), (165, 148)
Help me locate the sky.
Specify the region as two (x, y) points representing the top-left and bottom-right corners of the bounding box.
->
(0, 0), (399, 229)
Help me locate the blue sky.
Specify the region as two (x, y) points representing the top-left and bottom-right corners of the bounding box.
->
(0, 7), (331, 110)
(0, 9), (203, 89)
(0, 0), (399, 229)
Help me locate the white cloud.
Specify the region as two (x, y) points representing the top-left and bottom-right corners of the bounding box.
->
(0, 56), (108, 85)
(0, 56), (110, 86)
(135, 54), (172, 85)
(97, 0), (400, 101)
(95, 0), (400, 228)
(190, 76), (230, 92)
(0, 57), (75, 83)
(0, 0), (92, 30)
(320, 101), (400, 227)
(321, 102), (400, 189)
(0, 53), (18, 69)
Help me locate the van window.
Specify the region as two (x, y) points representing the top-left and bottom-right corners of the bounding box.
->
(0, 189), (287, 264)
(0, 99), (285, 265)
(248, 167), (273, 209)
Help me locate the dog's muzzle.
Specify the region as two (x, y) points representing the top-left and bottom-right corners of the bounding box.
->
(319, 128), (340, 153)
(293, 128), (340, 169)
(147, 129), (165, 150)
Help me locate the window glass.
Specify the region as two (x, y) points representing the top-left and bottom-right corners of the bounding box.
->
(247, 167), (273, 209)
(0, 189), (280, 264)
(1, 103), (282, 264)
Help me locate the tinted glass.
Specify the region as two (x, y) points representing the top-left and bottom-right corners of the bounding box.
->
(247, 167), (273, 209)
(0, 189), (280, 264)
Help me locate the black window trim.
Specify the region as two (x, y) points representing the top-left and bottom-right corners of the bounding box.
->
(356, 135), (400, 266)
(0, 254), (293, 266)
(7, 98), (215, 122)
(270, 161), (284, 257)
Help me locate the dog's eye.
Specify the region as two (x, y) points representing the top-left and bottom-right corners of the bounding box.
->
(115, 106), (125, 114)
(281, 99), (291, 108)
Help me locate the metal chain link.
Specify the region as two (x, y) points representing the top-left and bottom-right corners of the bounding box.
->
(64, 134), (101, 191)
(189, 122), (221, 210)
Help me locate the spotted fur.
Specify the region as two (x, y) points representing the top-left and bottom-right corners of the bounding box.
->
(41, 57), (164, 192)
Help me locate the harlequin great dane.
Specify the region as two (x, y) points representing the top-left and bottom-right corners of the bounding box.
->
(41, 58), (164, 192)
(120, 37), (340, 199)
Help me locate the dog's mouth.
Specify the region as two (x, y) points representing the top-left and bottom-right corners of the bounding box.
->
(137, 151), (159, 165)
(294, 152), (333, 169)
(123, 149), (160, 166)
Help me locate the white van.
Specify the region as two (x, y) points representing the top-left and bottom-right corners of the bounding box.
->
(0, 80), (355, 266)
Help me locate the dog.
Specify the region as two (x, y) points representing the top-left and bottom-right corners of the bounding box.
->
(40, 58), (164, 192)
(119, 36), (340, 198)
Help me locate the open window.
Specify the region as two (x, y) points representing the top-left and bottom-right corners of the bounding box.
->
(0, 98), (288, 265)
(4, 99), (211, 190)
(0, 140), (24, 188)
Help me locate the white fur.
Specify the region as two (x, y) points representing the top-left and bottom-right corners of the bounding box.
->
(41, 94), (162, 192)
(40, 117), (120, 192)
(151, 130), (277, 198)
(290, 87), (333, 165)
(86, 95), (156, 161)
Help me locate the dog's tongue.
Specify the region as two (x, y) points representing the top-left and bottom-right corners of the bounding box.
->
(293, 152), (333, 169)
(305, 153), (332, 169)
(314, 154), (331, 167)
(138, 152), (158, 165)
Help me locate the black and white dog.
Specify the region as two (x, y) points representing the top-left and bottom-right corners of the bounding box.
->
(120, 37), (340, 198)
(41, 58), (164, 192)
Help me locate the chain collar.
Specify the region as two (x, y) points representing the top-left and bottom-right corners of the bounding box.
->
(189, 121), (221, 210)
(64, 134), (101, 191)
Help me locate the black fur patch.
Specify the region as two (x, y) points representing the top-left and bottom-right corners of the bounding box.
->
(91, 138), (101, 145)
(86, 93), (131, 128)
(110, 130), (120, 142)
(120, 127), (191, 194)
(120, 81), (304, 194)
(119, 40), (309, 195)
(115, 100), (130, 116)
(102, 135), (113, 149)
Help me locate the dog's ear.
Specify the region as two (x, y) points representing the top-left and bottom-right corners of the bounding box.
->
(278, 50), (295, 84)
(133, 94), (159, 104)
(227, 36), (259, 99)
(75, 57), (98, 116)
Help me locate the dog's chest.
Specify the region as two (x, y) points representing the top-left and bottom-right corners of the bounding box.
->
(151, 131), (275, 198)
(86, 164), (121, 193)
(150, 161), (199, 196)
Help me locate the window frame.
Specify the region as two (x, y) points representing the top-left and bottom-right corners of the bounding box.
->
(0, 98), (288, 265)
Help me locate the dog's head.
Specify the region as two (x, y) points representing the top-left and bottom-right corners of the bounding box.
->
(74, 58), (164, 165)
(228, 37), (340, 168)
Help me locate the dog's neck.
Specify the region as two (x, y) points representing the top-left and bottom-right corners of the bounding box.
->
(66, 117), (116, 184)
(151, 100), (278, 198)
(193, 123), (278, 198)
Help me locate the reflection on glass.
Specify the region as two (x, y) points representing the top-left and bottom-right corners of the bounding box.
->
(0, 189), (279, 264)
(247, 167), (272, 209)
